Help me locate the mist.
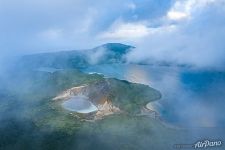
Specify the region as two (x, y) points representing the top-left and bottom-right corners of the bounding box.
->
(1, 0), (224, 70)
(0, 0), (172, 55)
(126, 0), (225, 70)
(0, 0), (225, 150)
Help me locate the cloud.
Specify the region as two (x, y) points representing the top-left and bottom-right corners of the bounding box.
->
(125, 0), (225, 70)
(98, 20), (150, 39)
(167, 0), (218, 20)
(167, 11), (188, 20)
(87, 47), (107, 65)
(0, 0), (224, 69)
(0, 0), (173, 55)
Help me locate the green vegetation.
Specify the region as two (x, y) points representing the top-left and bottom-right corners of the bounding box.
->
(106, 78), (161, 114)
(17, 43), (134, 69)
(1, 67), (160, 130)
(0, 43), (185, 150)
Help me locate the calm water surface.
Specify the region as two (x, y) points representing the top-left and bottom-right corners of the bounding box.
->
(62, 96), (98, 113)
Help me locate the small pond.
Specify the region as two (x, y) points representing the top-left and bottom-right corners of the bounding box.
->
(62, 96), (98, 113)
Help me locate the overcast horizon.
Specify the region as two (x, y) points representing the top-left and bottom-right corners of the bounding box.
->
(1, 0), (225, 69)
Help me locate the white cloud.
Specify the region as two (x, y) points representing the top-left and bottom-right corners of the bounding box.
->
(167, 11), (188, 20)
(126, 0), (225, 69)
(1, 0), (225, 70)
(98, 20), (150, 39)
(166, 0), (217, 21)
(0, 0), (174, 55)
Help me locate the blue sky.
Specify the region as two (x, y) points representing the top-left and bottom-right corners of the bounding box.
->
(0, 0), (225, 69)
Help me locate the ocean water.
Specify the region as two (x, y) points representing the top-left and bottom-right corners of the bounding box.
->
(83, 64), (225, 128)
(36, 67), (63, 73)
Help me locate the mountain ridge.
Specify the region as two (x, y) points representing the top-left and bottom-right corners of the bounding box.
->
(18, 43), (134, 69)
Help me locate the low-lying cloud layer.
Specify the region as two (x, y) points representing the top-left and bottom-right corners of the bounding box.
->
(0, 0), (225, 69)
(126, 0), (225, 69)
